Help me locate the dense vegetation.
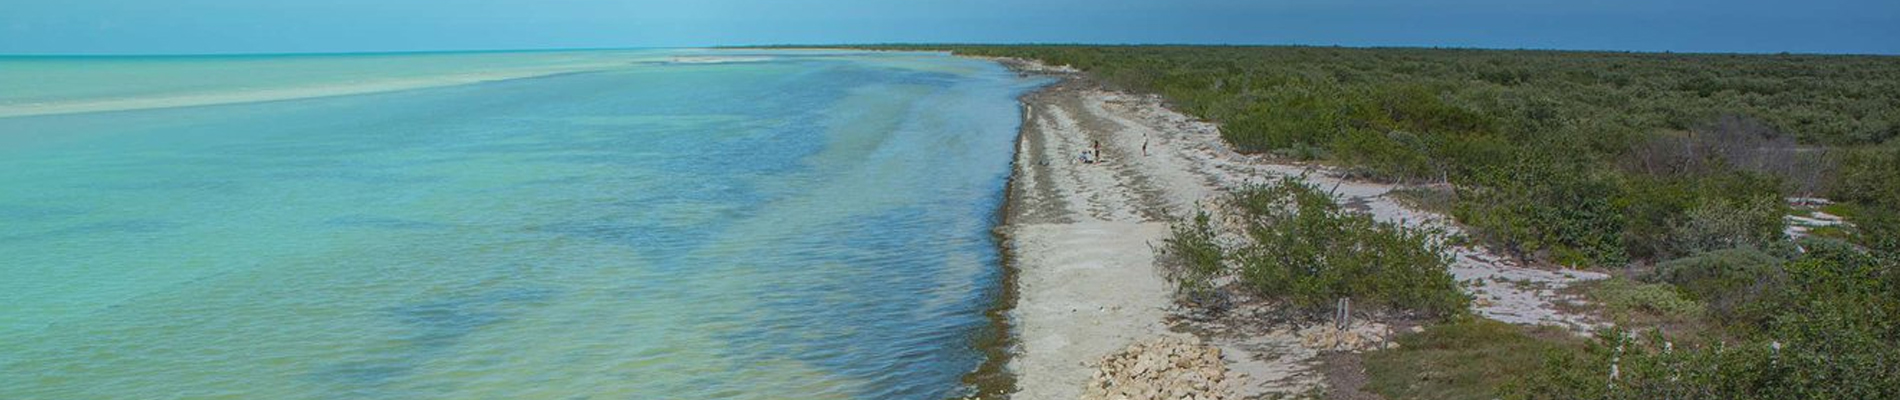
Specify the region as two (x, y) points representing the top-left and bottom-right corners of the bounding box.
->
(852, 45), (1900, 399)
(1352, 237), (1900, 400)
(1510, 238), (1900, 399)
(1833, 147), (1900, 255)
(872, 45), (1900, 267)
(1163, 178), (1467, 318)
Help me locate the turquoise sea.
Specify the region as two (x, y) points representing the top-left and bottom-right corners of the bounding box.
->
(0, 49), (1046, 399)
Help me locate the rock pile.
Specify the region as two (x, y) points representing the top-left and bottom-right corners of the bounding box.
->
(1082, 336), (1234, 400)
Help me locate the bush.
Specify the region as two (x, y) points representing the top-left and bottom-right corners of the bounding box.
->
(1332, 128), (1434, 181)
(1855, 207), (1900, 258)
(1509, 238), (1900, 400)
(1619, 161), (1787, 260)
(1773, 237), (1898, 336)
(1160, 210), (1225, 299)
(1832, 147), (1900, 255)
(1832, 147), (1900, 207)
(1228, 177), (1468, 317)
(1584, 278), (1704, 322)
(1667, 197), (1786, 256)
(1647, 247), (1788, 327)
(1455, 153), (1627, 266)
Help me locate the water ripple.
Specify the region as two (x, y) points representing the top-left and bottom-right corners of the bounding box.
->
(0, 50), (1043, 400)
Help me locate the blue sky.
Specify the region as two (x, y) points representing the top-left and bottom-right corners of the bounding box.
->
(3, 0), (1896, 55)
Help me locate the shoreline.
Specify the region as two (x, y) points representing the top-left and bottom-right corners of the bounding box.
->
(989, 61), (1180, 400)
(959, 83), (1042, 399)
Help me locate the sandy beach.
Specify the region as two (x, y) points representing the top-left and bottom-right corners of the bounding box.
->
(994, 58), (1608, 399)
(999, 76), (1179, 400)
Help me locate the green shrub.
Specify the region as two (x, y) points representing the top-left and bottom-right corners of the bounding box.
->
(1773, 237), (1898, 335)
(1585, 278), (1704, 322)
(1230, 177), (1468, 317)
(1616, 176), (1702, 259)
(1509, 238), (1900, 400)
(1455, 153), (1627, 266)
(1161, 210), (1224, 298)
(1618, 164), (1787, 260)
(1855, 207), (1900, 258)
(1833, 147), (1900, 207)
(1647, 247), (1788, 327)
(1833, 147), (1900, 255)
(1332, 128), (1433, 180)
(1667, 196), (1786, 256)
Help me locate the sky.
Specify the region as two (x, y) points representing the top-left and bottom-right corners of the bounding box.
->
(2, 0), (1897, 55)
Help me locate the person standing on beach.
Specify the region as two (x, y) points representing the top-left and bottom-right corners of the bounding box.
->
(1093, 140), (1101, 162)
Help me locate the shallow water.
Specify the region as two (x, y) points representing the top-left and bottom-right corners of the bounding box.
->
(0, 50), (1046, 399)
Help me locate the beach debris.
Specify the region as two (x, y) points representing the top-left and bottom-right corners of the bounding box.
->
(1082, 336), (1234, 400)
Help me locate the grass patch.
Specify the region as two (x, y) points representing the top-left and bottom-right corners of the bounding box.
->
(1805, 225), (1853, 240)
(1566, 278), (1711, 340)
(1364, 317), (1583, 400)
(1815, 202), (1858, 220)
(1583, 278), (1702, 322)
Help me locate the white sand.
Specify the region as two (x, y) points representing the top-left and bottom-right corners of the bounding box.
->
(0, 65), (629, 119)
(1003, 79), (1183, 400)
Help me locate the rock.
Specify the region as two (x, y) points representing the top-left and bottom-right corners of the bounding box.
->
(1080, 336), (1234, 400)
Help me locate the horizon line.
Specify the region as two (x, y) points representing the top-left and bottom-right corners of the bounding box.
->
(5, 42), (1898, 58)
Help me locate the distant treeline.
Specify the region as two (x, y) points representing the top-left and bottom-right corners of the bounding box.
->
(863, 45), (1900, 266)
